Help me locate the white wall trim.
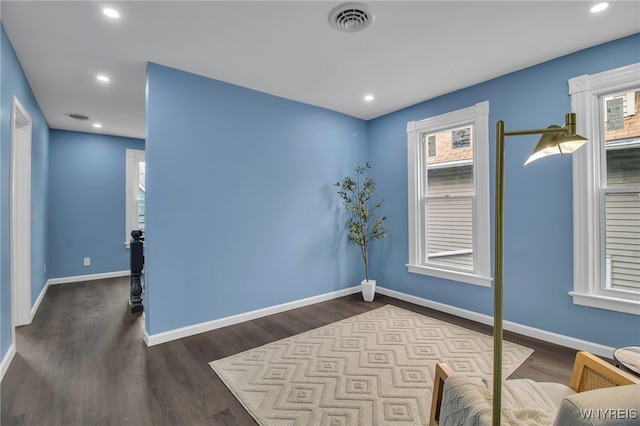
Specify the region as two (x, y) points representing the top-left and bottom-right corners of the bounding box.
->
(47, 270), (131, 286)
(0, 344), (16, 382)
(11, 96), (33, 328)
(569, 291), (640, 316)
(407, 264), (492, 287)
(570, 63), (640, 314)
(376, 287), (616, 359)
(406, 101), (491, 287)
(30, 279), (51, 320)
(144, 286), (361, 346)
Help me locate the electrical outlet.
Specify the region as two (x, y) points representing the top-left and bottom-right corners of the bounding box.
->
(83, 257), (91, 266)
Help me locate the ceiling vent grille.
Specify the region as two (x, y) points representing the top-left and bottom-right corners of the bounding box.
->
(65, 113), (90, 121)
(329, 3), (374, 33)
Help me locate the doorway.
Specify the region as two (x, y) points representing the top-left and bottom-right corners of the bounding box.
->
(10, 96), (33, 329)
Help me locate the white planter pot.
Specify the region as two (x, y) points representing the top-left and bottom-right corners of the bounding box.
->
(361, 279), (376, 302)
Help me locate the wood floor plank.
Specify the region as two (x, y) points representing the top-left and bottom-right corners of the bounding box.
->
(1, 277), (586, 425)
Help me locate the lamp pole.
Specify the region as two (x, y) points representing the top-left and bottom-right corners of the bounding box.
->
(492, 113), (583, 426)
(493, 120), (506, 426)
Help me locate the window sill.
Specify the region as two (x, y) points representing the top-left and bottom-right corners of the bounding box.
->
(569, 291), (640, 315)
(407, 264), (492, 287)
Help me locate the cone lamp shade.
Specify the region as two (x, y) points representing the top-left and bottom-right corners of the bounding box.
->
(524, 124), (589, 165)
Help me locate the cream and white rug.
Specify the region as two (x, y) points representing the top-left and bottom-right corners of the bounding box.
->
(210, 305), (532, 425)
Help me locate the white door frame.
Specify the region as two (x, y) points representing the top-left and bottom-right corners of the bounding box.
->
(10, 96), (33, 329)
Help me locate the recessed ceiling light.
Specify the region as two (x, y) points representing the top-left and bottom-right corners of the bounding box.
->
(364, 94), (374, 102)
(97, 75), (110, 83)
(93, 123), (103, 128)
(590, 3), (608, 13)
(103, 8), (120, 19)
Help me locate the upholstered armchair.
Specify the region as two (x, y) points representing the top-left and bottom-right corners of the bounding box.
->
(429, 351), (640, 426)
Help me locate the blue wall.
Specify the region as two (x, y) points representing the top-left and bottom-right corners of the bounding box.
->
(145, 63), (367, 335)
(367, 33), (640, 348)
(1, 23), (637, 369)
(1, 24), (50, 359)
(48, 130), (144, 278)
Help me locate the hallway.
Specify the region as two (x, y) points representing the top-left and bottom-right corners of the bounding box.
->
(1, 277), (258, 425)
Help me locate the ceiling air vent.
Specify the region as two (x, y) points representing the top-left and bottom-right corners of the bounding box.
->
(329, 2), (374, 33)
(65, 113), (90, 121)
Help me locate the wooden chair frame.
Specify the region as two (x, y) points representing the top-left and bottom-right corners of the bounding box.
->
(428, 351), (640, 426)
(429, 362), (455, 426)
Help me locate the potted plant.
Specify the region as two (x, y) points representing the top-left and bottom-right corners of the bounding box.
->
(335, 162), (388, 301)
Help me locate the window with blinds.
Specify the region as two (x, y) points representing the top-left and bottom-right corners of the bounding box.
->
(569, 64), (640, 315)
(407, 101), (491, 287)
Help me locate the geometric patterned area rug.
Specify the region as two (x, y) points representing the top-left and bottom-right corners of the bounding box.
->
(210, 305), (533, 426)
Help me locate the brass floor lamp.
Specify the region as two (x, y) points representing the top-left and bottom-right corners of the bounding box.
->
(492, 113), (587, 426)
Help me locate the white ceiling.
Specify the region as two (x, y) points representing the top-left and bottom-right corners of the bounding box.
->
(2, 1), (639, 140)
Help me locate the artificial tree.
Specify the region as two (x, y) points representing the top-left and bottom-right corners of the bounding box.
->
(335, 162), (388, 284)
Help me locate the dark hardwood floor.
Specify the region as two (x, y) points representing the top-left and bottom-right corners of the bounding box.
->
(2, 277), (581, 425)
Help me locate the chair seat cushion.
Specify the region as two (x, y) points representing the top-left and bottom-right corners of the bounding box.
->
(440, 376), (560, 425)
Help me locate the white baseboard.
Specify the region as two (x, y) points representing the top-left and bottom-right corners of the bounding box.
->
(30, 279), (51, 321)
(47, 270), (130, 286)
(144, 286), (361, 346)
(376, 286), (615, 359)
(1, 278), (52, 381)
(143, 284), (615, 358)
(0, 344), (16, 382)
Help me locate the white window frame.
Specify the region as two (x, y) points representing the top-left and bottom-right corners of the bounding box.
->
(569, 63), (640, 315)
(125, 149), (145, 247)
(407, 101), (491, 286)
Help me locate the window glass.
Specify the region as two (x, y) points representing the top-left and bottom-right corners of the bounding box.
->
(602, 90), (640, 293)
(137, 161), (146, 231)
(426, 197), (473, 269)
(423, 126), (475, 270)
(604, 192), (640, 292)
(126, 149), (145, 245)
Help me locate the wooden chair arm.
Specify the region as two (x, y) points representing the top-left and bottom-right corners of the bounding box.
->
(429, 362), (455, 426)
(569, 351), (640, 392)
